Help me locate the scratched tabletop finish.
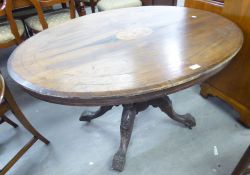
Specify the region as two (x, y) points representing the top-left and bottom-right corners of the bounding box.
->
(8, 6), (243, 106)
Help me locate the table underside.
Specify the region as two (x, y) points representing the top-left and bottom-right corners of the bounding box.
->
(79, 95), (196, 172)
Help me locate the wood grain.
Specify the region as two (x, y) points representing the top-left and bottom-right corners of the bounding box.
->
(185, 0), (224, 15)
(189, 0), (250, 127)
(7, 6), (243, 106)
(12, 0), (32, 9)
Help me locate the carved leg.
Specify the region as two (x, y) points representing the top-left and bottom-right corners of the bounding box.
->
(79, 106), (113, 122)
(5, 85), (49, 144)
(232, 145), (250, 175)
(0, 117), (3, 124)
(1, 115), (18, 128)
(75, 0), (86, 16)
(135, 102), (149, 114)
(112, 104), (136, 172)
(90, 0), (96, 13)
(150, 96), (196, 129)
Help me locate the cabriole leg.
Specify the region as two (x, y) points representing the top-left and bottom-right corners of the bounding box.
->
(151, 96), (196, 129)
(79, 106), (113, 122)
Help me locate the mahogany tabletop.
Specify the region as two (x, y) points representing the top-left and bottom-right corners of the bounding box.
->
(7, 6), (243, 106)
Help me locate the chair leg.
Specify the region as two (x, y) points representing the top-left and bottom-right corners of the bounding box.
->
(2, 115), (18, 128)
(0, 137), (38, 175)
(0, 117), (3, 124)
(76, 0), (86, 16)
(20, 20), (30, 38)
(90, 0), (96, 13)
(61, 3), (67, 8)
(4, 85), (49, 145)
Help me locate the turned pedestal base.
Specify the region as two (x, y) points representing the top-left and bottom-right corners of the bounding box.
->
(79, 95), (196, 172)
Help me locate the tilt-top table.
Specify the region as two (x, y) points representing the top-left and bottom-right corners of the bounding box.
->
(7, 6), (243, 172)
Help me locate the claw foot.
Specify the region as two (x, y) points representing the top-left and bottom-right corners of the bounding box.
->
(112, 151), (126, 172)
(183, 114), (196, 129)
(79, 111), (95, 122)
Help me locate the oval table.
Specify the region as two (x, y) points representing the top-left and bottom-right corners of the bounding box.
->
(7, 6), (243, 172)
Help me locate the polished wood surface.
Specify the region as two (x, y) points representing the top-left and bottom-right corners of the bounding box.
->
(0, 0), (31, 9)
(185, 0), (223, 15)
(188, 0), (250, 127)
(12, 0), (32, 9)
(207, 0), (250, 127)
(7, 6), (243, 172)
(8, 6), (243, 106)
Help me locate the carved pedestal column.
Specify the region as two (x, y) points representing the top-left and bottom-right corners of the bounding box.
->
(80, 95), (196, 172)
